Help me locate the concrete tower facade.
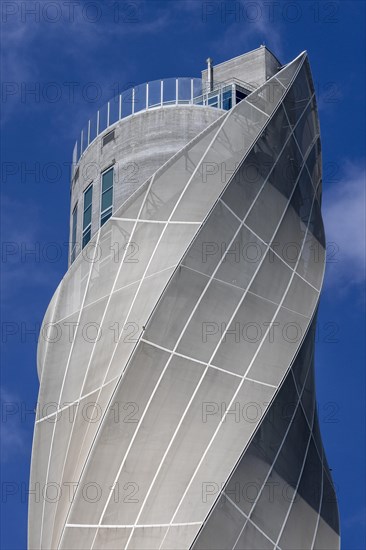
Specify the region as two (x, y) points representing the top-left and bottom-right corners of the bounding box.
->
(29, 47), (340, 550)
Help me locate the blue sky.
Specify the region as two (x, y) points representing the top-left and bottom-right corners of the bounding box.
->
(1, 1), (365, 549)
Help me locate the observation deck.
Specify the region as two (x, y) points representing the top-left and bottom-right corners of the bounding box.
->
(72, 76), (256, 170)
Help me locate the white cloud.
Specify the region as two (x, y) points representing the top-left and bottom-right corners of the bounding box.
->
(322, 162), (366, 290)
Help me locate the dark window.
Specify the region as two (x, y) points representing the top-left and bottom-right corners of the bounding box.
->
(235, 89), (247, 104)
(100, 168), (113, 226)
(82, 184), (93, 248)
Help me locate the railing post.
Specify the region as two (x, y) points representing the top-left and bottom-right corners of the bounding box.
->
(191, 78), (194, 104)
(97, 110), (100, 135)
(176, 78), (178, 105)
(87, 120), (91, 145)
(132, 87), (135, 114)
(146, 83), (149, 110)
(232, 83), (235, 107)
(80, 130), (83, 155)
(119, 93), (122, 119)
(107, 101), (110, 126)
(160, 80), (163, 107)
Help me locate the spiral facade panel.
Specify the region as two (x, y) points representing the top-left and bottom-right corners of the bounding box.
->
(29, 50), (339, 549)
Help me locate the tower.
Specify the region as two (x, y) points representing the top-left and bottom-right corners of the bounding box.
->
(29, 47), (340, 550)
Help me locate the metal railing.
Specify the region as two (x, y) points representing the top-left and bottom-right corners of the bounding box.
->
(72, 77), (256, 169)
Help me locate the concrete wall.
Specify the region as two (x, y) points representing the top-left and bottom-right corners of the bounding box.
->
(201, 46), (281, 88)
(69, 105), (224, 263)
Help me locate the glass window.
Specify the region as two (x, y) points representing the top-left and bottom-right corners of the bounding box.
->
(82, 227), (91, 249)
(84, 184), (92, 211)
(100, 167), (113, 226)
(82, 184), (93, 248)
(71, 203), (77, 263)
(101, 187), (113, 211)
(102, 167), (113, 192)
(83, 204), (92, 229)
(208, 95), (219, 108)
(222, 90), (232, 110)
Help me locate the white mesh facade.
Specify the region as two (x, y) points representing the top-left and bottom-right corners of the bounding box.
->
(29, 51), (339, 550)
